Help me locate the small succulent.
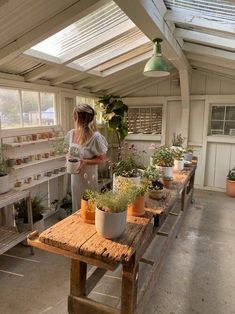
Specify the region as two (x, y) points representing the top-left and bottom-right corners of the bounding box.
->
(227, 168), (235, 181)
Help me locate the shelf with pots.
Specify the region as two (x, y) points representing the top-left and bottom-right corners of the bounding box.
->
(4, 136), (64, 148)
(14, 167), (67, 191)
(11, 154), (66, 170)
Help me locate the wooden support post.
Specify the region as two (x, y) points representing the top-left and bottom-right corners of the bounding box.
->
(121, 255), (139, 314)
(181, 187), (186, 212)
(70, 259), (87, 297)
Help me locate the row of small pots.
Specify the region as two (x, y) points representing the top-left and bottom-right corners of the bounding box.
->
(14, 167), (66, 187)
(14, 131), (61, 143)
(7, 151), (56, 167)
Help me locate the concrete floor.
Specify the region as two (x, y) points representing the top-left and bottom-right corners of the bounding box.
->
(0, 189), (235, 314)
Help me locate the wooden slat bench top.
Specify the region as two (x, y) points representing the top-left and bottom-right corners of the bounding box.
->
(38, 212), (153, 265)
(145, 190), (177, 215)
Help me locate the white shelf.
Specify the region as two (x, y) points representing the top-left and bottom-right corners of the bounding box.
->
(4, 136), (64, 148)
(12, 155), (66, 170)
(14, 171), (68, 191)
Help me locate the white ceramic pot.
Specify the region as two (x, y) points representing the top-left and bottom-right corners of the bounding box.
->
(174, 159), (184, 171)
(113, 174), (141, 191)
(66, 158), (80, 174)
(161, 166), (173, 178)
(95, 207), (127, 239)
(0, 174), (10, 194)
(183, 152), (193, 162)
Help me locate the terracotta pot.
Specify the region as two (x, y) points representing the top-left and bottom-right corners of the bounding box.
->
(163, 178), (173, 189)
(226, 179), (235, 197)
(80, 199), (95, 224)
(31, 134), (37, 141)
(128, 195), (145, 217)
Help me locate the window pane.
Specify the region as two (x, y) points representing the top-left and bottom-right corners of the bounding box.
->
(210, 121), (224, 134)
(225, 106), (235, 120)
(224, 121), (235, 135)
(0, 88), (21, 129)
(22, 91), (40, 127)
(211, 106), (225, 120)
(41, 92), (55, 125)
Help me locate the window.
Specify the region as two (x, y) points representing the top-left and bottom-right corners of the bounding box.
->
(126, 106), (162, 134)
(210, 105), (235, 135)
(0, 88), (56, 129)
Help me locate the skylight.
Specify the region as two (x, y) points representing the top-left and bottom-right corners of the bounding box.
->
(30, 1), (135, 63)
(164, 0), (235, 22)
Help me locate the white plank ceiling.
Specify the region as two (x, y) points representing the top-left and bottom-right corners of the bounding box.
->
(0, 0), (234, 96)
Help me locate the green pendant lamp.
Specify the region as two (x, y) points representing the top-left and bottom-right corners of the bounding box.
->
(143, 38), (170, 77)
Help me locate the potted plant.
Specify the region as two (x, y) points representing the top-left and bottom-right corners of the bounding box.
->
(162, 176), (173, 189)
(57, 193), (72, 220)
(15, 196), (46, 244)
(80, 189), (96, 224)
(127, 182), (148, 217)
(0, 160), (10, 194)
(173, 148), (185, 171)
(113, 142), (144, 189)
(226, 167), (235, 197)
(97, 95), (128, 148)
(53, 138), (69, 155)
(95, 190), (132, 239)
(143, 166), (164, 200)
(152, 146), (174, 178)
(171, 133), (185, 149)
(183, 147), (193, 162)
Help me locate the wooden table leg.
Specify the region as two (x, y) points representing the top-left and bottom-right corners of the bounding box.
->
(70, 259), (87, 297)
(121, 255), (139, 314)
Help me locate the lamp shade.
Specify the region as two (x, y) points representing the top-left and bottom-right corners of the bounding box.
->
(143, 38), (170, 77)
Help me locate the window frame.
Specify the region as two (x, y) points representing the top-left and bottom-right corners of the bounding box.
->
(0, 87), (57, 129)
(209, 104), (235, 136)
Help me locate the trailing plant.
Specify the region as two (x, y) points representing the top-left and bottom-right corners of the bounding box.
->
(15, 196), (46, 223)
(173, 148), (184, 161)
(152, 146), (174, 167)
(227, 167), (235, 181)
(96, 190), (132, 213)
(97, 95), (128, 147)
(172, 133), (185, 147)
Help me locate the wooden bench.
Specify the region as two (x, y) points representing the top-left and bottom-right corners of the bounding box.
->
(28, 164), (197, 314)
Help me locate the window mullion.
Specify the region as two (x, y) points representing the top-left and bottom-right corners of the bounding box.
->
(38, 92), (42, 126)
(19, 90), (23, 127)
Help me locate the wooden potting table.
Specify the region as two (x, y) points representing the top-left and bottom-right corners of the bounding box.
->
(28, 164), (197, 314)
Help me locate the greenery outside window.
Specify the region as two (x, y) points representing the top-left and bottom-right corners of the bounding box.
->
(0, 88), (56, 129)
(210, 105), (235, 136)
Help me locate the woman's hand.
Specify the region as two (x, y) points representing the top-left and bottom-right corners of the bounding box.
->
(76, 159), (87, 172)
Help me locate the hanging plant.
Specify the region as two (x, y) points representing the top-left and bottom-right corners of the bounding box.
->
(97, 95), (128, 147)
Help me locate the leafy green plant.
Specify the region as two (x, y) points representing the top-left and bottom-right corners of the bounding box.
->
(152, 146), (174, 167)
(60, 193), (72, 216)
(15, 196), (45, 223)
(172, 133), (185, 147)
(143, 166), (163, 191)
(98, 95), (128, 147)
(173, 148), (184, 161)
(96, 190), (132, 213)
(53, 138), (69, 155)
(227, 168), (235, 181)
(82, 189), (96, 201)
(184, 147), (193, 153)
(0, 160), (10, 176)
(114, 157), (142, 177)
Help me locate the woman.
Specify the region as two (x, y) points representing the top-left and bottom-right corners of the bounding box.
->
(66, 104), (108, 212)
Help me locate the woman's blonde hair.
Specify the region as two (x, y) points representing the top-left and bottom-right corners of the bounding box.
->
(73, 104), (97, 145)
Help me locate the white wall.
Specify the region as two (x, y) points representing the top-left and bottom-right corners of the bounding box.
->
(127, 70), (235, 191)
